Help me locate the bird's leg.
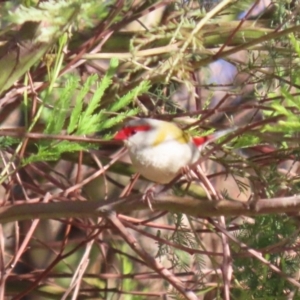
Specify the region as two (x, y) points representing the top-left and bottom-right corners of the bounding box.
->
(142, 184), (167, 211)
(142, 184), (158, 211)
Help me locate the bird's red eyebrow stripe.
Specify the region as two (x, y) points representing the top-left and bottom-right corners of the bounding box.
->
(126, 125), (151, 132)
(114, 124), (151, 140)
(114, 125), (150, 140)
(122, 125), (151, 136)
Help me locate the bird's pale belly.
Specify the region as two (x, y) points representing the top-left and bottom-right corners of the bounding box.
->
(128, 141), (200, 184)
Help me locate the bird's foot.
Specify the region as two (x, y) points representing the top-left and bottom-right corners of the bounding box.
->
(142, 185), (159, 211)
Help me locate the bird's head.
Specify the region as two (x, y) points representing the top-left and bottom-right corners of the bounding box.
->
(114, 118), (191, 148)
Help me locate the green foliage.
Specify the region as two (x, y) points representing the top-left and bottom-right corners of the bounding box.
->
(0, 1), (82, 94)
(7, 0), (82, 42)
(4, 0), (300, 299)
(264, 33), (300, 135)
(233, 215), (300, 298)
(24, 58), (150, 164)
(231, 134), (262, 149)
(120, 243), (142, 300)
(0, 137), (19, 148)
(266, 86), (300, 134)
(45, 78), (75, 135)
(157, 214), (205, 276)
(30, 141), (89, 164)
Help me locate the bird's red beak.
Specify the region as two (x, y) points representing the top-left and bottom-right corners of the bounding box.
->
(114, 129), (127, 140)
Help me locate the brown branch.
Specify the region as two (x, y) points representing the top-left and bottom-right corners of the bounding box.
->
(2, 194), (300, 225)
(106, 211), (199, 300)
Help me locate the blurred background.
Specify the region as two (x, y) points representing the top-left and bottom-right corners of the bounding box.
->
(1, 0), (300, 299)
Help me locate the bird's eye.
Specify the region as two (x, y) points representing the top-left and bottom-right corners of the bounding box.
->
(124, 125), (150, 137)
(130, 129), (137, 135)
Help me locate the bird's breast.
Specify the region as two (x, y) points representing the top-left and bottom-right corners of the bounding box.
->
(127, 139), (200, 184)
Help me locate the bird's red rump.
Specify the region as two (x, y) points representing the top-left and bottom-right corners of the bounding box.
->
(114, 125), (151, 140)
(192, 135), (211, 146)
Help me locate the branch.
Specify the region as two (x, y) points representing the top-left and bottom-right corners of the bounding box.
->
(2, 194), (300, 224)
(107, 211), (199, 300)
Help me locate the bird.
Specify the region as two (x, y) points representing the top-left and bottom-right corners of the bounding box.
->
(114, 118), (236, 184)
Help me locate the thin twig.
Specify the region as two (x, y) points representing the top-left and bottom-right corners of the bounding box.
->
(107, 211), (199, 300)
